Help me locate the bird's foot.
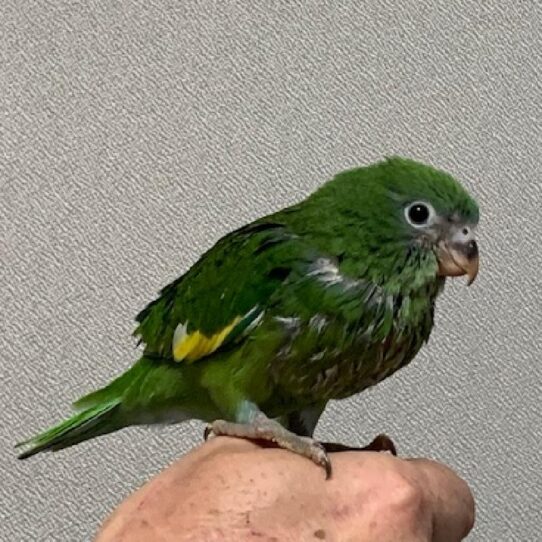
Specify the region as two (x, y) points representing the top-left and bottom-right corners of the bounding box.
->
(204, 416), (332, 478)
(322, 434), (397, 456)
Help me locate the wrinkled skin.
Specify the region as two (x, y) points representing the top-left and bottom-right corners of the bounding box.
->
(96, 438), (475, 542)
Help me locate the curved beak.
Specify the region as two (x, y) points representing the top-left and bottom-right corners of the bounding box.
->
(437, 238), (479, 285)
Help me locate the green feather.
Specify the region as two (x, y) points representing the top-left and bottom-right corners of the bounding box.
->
(17, 157), (479, 457)
(16, 399), (121, 459)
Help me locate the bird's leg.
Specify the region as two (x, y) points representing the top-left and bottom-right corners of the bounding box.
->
(286, 406), (397, 456)
(205, 405), (332, 478)
(321, 434), (397, 456)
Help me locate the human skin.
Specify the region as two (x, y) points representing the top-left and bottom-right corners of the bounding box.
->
(95, 437), (475, 542)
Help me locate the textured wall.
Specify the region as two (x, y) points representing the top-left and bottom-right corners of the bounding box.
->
(1, 1), (541, 540)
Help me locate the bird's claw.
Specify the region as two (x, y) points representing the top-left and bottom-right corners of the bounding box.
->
(202, 418), (333, 478)
(312, 441), (332, 479)
(203, 424), (215, 441)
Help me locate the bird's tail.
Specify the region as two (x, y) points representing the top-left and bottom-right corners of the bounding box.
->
(16, 398), (121, 460)
(15, 356), (194, 459)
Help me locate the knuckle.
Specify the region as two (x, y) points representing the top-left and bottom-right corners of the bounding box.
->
(378, 471), (426, 522)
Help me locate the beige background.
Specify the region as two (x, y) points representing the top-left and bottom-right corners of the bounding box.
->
(1, 1), (541, 540)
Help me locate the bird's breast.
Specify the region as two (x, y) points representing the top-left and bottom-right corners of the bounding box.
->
(272, 306), (432, 402)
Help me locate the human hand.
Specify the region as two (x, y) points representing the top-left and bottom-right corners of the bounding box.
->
(96, 437), (474, 542)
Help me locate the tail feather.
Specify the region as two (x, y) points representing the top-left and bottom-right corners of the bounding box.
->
(72, 359), (150, 411)
(16, 356), (189, 459)
(16, 399), (121, 460)
(72, 381), (123, 411)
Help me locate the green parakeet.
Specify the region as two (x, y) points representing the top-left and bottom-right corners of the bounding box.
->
(17, 157), (479, 476)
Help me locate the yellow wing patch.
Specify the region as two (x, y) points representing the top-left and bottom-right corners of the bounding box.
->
(172, 317), (242, 363)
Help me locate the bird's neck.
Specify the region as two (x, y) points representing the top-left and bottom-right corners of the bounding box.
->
(278, 200), (444, 302)
(342, 241), (445, 334)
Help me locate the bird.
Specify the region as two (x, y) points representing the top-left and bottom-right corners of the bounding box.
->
(16, 157), (479, 477)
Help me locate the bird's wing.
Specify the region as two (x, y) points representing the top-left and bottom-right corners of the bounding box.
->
(134, 219), (315, 362)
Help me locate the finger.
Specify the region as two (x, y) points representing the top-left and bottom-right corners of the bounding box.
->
(408, 459), (475, 542)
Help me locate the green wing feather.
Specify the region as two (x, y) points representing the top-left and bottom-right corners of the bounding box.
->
(73, 219), (313, 413)
(133, 219), (311, 361)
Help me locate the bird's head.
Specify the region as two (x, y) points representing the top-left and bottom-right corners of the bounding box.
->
(314, 157), (480, 288)
(380, 156), (479, 285)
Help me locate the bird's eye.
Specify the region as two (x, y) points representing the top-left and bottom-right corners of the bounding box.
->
(405, 201), (434, 227)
